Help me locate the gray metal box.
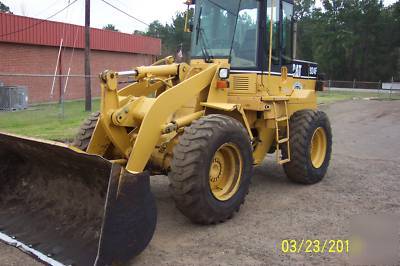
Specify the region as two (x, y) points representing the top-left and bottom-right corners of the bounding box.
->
(0, 86), (28, 111)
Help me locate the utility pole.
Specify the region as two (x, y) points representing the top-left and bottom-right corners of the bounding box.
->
(84, 0), (92, 111)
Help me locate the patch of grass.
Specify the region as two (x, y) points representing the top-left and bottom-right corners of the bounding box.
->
(317, 90), (400, 104)
(0, 99), (100, 141)
(0, 91), (398, 141)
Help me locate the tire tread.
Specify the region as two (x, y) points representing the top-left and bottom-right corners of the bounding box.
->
(169, 115), (252, 224)
(283, 110), (332, 184)
(72, 112), (100, 151)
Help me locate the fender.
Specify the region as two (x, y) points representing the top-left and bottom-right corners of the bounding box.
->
(201, 102), (254, 141)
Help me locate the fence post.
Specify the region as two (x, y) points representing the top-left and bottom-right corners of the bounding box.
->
(328, 80), (331, 91)
(8, 89), (12, 112)
(378, 80), (381, 97)
(353, 79), (356, 89)
(390, 76), (394, 99)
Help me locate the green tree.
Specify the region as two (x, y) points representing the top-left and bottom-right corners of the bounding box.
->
(102, 24), (119, 32)
(0, 1), (11, 13)
(133, 30), (146, 35)
(294, 0), (316, 20)
(139, 1), (399, 82)
(142, 11), (193, 60)
(296, 0), (399, 81)
(294, 0), (319, 60)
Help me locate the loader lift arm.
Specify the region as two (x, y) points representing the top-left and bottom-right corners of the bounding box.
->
(0, 0), (331, 265)
(88, 63), (219, 174)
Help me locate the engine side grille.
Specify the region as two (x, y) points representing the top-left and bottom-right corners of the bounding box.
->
(233, 76), (250, 90)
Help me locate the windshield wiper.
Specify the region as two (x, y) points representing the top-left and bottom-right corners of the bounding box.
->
(195, 7), (202, 45)
(199, 28), (213, 63)
(195, 7), (213, 63)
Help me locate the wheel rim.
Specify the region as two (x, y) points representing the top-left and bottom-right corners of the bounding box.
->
(209, 143), (243, 201)
(310, 127), (327, 168)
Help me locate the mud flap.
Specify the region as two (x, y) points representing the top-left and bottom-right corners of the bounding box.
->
(95, 166), (157, 266)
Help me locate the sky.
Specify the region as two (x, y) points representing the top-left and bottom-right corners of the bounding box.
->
(2, 0), (399, 34)
(2, 0), (187, 33)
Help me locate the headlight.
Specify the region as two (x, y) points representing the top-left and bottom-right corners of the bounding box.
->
(218, 68), (230, 80)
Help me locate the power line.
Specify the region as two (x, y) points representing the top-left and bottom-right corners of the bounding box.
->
(99, 0), (150, 27)
(112, 0), (131, 10)
(0, 0), (80, 38)
(32, 0), (63, 17)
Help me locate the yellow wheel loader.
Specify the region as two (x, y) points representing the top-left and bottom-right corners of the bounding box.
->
(0, 0), (332, 265)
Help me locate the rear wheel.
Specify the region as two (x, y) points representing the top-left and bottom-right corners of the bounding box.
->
(168, 115), (253, 224)
(283, 110), (332, 184)
(72, 112), (100, 151)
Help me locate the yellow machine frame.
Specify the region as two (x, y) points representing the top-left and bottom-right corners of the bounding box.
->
(0, 1), (327, 264)
(84, 56), (317, 175)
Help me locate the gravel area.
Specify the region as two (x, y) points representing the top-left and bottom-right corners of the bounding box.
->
(1, 99), (399, 266)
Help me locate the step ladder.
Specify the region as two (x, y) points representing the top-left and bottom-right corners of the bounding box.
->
(273, 101), (291, 164)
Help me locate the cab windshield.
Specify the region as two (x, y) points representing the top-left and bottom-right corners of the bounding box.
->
(191, 0), (259, 68)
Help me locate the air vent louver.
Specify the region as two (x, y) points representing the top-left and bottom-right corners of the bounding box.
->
(233, 76), (250, 90)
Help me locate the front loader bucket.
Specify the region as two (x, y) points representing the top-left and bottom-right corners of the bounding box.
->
(0, 132), (157, 265)
(95, 166), (157, 266)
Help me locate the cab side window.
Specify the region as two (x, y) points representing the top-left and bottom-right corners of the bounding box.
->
(231, 0), (259, 69)
(266, 0), (280, 66)
(281, 1), (293, 66)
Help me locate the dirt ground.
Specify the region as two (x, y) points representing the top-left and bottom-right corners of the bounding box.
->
(0, 243), (43, 266)
(1, 99), (399, 265)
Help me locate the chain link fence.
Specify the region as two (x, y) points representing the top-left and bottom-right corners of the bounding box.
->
(0, 73), (99, 106)
(0, 73), (399, 141)
(324, 79), (400, 91)
(322, 79), (400, 99)
(0, 73), (103, 141)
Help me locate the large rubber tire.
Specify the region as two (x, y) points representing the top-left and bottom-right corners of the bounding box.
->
(283, 110), (332, 184)
(168, 115), (253, 224)
(72, 112), (100, 151)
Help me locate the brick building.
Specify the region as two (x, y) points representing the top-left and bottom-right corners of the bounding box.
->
(0, 13), (161, 103)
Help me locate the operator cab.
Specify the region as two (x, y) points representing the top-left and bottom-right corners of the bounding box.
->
(188, 0), (318, 79)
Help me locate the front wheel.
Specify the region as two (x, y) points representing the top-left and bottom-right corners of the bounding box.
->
(168, 115), (253, 224)
(72, 112), (100, 151)
(283, 110), (332, 184)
